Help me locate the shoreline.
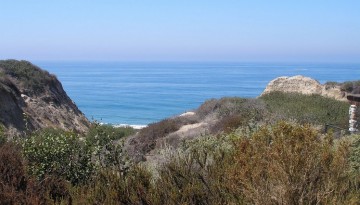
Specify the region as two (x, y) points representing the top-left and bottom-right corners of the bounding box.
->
(112, 123), (148, 130)
(105, 112), (196, 130)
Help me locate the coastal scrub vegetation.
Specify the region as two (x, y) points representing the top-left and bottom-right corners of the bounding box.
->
(0, 91), (359, 204)
(0, 60), (55, 94)
(1, 121), (359, 204)
(194, 92), (348, 136)
(325, 80), (360, 93)
(339, 81), (360, 93)
(127, 116), (199, 161)
(260, 91), (349, 127)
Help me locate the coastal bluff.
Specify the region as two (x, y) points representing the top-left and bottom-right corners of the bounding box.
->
(0, 60), (90, 135)
(260, 75), (347, 101)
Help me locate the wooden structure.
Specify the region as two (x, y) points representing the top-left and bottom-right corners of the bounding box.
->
(347, 89), (360, 133)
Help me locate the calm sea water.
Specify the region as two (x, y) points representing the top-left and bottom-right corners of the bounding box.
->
(35, 62), (360, 126)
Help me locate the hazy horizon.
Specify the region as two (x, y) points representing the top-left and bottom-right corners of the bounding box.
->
(1, 1), (360, 63)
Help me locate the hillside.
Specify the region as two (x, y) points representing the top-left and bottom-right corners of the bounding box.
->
(124, 76), (360, 165)
(125, 91), (350, 163)
(0, 60), (90, 135)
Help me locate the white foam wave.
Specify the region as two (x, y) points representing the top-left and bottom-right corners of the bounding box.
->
(113, 124), (147, 129)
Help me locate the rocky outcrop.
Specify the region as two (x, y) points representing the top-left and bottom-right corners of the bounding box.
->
(260, 75), (347, 101)
(0, 60), (90, 135)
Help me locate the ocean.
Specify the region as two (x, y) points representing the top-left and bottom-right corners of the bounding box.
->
(35, 62), (360, 126)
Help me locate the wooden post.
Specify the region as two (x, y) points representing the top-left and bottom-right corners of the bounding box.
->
(347, 93), (360, 134)
(349, 105), (358, 133)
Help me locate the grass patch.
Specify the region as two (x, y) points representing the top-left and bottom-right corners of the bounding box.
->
(261, 92), (349, 127)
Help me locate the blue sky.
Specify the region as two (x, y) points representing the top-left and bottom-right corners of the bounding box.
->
(0, 0), (359, 62)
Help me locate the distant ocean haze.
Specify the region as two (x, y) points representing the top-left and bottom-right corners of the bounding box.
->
(36, 62), (360, 126)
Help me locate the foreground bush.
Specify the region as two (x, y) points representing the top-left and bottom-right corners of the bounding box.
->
(151, 122), (359, 204)
(153, 134), (241, 204)
(69, 122), (359, 204)
(230, 122), (359, 204)
(0, 142), (45, 204)
(3, 121), (358, 204)
(70, 134), (239, 204)
(69, 166), (156, 204)
(22, 124), (135, 185)
(22, 129), (95, 185)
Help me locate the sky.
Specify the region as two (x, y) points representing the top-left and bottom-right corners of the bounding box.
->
(0, 0), (359, 62)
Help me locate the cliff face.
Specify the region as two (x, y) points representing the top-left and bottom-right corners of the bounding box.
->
(0, 60), (90, 135)
(260, 75), (347, 101)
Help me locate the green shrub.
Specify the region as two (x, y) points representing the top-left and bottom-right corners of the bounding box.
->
(22, 124), (134, 185)
(22, 129), (95, 185)
(86, 123), (135, 173)
(87, 123), (135, 143)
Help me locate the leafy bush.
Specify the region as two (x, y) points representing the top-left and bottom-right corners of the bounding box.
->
(86, 123), (135, 173)
(87, 123), (135, 142)
(22, 129), (95, 185)
(261, 92), (349, 127)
